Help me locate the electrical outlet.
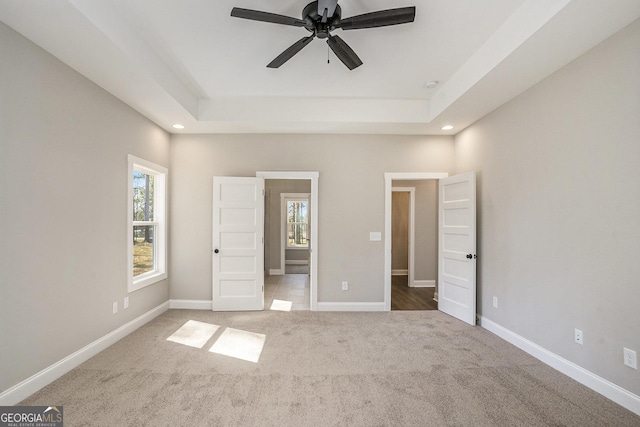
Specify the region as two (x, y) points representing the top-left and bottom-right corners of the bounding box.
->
(112, 302), (118, 314)
(342, 281), (348, 291)
(124, 296), (129, 309)
(574, 329), (583, 345)
(624, 348), (637, 369)
(492, 296), (498, 308)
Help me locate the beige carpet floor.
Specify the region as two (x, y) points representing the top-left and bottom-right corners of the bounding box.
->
(21, 309), (640, 426)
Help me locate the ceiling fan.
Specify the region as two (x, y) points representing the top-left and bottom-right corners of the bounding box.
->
(231, 0), (416, 70)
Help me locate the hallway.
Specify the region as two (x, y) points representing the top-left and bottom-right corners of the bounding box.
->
(391, 276), (437, 310)
(264, 274), (310, 311)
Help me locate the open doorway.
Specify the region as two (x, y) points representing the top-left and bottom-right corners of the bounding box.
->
(384, 173), (448, 311)
(391, 182), (439, 310)
(257, 171), (319, 311)
(264, 180), (310, 311)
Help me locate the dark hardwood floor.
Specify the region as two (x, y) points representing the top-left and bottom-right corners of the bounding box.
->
(391, 275), (438, 310)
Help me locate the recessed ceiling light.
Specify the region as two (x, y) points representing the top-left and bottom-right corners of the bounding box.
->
(424, 80), (439, 89)
(441, 125), (454, 131)
(172, 124), (185, 129)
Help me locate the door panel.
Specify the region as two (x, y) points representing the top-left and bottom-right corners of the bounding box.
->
(220, 232), (256, 250)
(212, 177), (264, 311)
(438, 172), (476, 325)
(220, 208), (256, 225)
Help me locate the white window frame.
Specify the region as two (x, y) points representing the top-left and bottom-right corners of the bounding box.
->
(128, 155), (167, 292)
(282, 194), (310, 250)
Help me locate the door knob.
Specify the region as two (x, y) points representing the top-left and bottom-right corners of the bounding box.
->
(466, 254), (472, 259)
(214, 249), (219, 254)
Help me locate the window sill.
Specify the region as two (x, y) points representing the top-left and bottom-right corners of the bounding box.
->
(129, 271), (167, 293)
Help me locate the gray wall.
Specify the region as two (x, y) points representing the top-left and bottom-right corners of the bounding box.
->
(169, 134), (454, 303)
(0, 23), (170, 393)
(391, 192), (409, 271)
(5, 12), (638, 407)
(455, 19), (640, 395)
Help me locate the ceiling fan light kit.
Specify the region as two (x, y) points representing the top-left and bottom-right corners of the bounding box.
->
(231, 0), (416, 70)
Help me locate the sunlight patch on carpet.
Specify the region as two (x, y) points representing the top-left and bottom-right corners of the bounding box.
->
(270, 299), (293, 311)
(167, 320), (220, 348)
(209, 327), (266, 363)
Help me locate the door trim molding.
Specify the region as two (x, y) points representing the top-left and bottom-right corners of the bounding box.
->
(257, 171), (319, 311)
(384, 173), (448, 311)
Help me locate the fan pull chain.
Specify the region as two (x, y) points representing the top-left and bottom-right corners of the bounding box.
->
(327, 44), (330, 64)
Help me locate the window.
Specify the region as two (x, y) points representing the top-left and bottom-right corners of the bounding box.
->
(285, 197), (309, 249)
(128, 155), (167, 292)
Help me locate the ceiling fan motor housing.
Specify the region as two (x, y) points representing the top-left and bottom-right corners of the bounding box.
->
(302, 1), (341, 38)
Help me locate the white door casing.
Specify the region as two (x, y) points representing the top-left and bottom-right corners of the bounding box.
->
(438, 172), (477, 325)
(212, 177), (264, 311)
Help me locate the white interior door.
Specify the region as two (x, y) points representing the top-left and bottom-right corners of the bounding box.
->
(438, 172), (476, 325)
(212, 177), (264, 311)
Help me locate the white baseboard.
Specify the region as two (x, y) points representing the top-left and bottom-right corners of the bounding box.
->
(285, 260), (309, 265)
(479, 316), (640, 416)
(411, 280), (436, 288)
(316, 302), (386, 312)
(169, 299), (212, 310)
(0, 301), (169, 406)
(269, 269), (284, 275)
(392, 269), (408, 276)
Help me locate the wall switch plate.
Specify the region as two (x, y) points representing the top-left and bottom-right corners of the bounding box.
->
(574, 329), (583, 345)
(492, 296), (498, 308)
(369, 232), (382, 241)
(342, 281), (348, 291)
(112, 302), (118, 314)
(124, 296), (129, 309)
(624, 348), (637, 369)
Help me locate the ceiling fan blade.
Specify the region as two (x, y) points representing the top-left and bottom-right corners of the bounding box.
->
(317, 0), (339, 19)
(267, 35), (316, 68)
(337, 6), (416, 30)
(231, 7), (307, 27)
(327, 35), (363, 70)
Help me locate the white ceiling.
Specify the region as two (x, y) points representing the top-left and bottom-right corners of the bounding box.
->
(2, 0), (640, 135)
